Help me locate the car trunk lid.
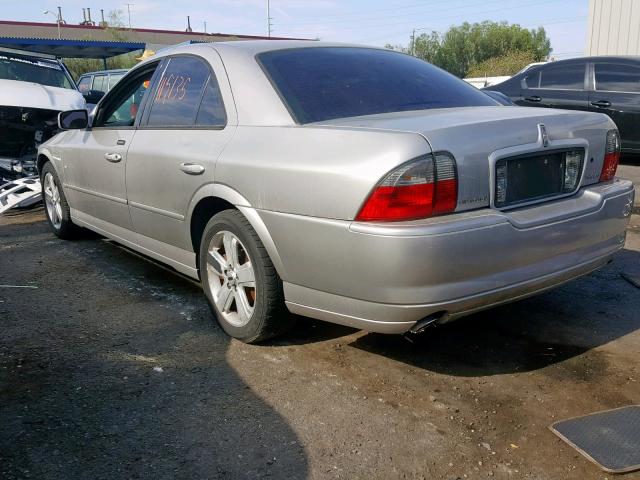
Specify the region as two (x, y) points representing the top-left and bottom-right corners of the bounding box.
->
(316, 106), (613, 212)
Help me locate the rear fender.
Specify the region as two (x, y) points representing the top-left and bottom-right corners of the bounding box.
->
(187, 183), (286, 278)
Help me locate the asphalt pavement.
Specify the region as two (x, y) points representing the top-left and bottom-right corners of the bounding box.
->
(1, 165), (639, 479)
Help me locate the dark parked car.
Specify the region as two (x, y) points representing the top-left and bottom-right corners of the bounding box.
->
(77, 68), (128, 108)
(483, 90), (516, 105)
(489, 56), (640, 153)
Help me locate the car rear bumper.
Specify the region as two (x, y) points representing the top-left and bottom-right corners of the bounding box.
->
(259, 179), (635, 334)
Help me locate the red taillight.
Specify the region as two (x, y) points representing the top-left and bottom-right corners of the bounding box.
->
(356, 153), (457, 222)
(600, 129), (621, 182)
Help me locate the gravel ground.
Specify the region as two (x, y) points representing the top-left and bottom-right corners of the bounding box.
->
(1, 173), (639, 479)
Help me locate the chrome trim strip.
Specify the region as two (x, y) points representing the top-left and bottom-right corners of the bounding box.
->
(129, 201), (185, 220)
(63, 183), (127, 205)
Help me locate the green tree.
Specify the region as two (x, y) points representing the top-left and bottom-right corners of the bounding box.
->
(64, 53), (138, 81)
(390, 21), (551, 78)
(466, 50), (537, 77)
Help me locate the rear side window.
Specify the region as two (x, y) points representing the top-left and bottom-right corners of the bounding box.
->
(195, 76), (227, 126)
(524, 71), (540, 88)
(595, 63), (640, 92)
(146, 56), (224, 127)
(92, 74), (108, 93)
(77, 76), (91, 93)
(257, 47), (497, 124)
(538, 64), (584, 90)
(108, 73), (125, 89)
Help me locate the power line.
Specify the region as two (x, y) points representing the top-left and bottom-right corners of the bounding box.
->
(303, 0), (561, 38)
(276, 0), (500, 23)
(356, 16), (586, 45)
(277, 0), (513, 27)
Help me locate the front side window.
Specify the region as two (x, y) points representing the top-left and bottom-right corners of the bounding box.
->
(595, 63), (640, 92)
(146, 56), (222, 127)
(0, 53), (74, 89)
(257, 47), (497, 124)
(96, 66), (156, 128)
(538, 64), (585, 90)
(77, 76), (92, 93)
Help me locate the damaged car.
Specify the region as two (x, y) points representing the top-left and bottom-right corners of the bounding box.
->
(38, 42), (634, 343)
(0, 48), (84, 182)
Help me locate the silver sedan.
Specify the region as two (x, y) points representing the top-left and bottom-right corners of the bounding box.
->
(39, 41), (635, 342)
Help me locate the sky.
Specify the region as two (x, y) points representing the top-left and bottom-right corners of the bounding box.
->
(2, 0), (589, 58)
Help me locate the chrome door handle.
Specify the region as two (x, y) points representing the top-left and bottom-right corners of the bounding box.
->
(179, 162), (205, 175)
(524, 95), (542, 102)
(590, 100), (611, 108)
(104, 152), (122, 163)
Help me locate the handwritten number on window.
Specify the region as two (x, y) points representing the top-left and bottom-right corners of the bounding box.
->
(156, 74), (192, 103)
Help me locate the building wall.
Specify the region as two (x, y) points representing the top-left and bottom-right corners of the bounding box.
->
(0, 21), (300, 49)
(586, 0), (640, 55)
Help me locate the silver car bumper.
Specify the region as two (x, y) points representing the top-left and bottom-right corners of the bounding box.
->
(259, 179), (635, 334)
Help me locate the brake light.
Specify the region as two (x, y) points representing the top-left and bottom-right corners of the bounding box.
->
(600, 129), (621, 182)
(356, 153), (458, 222)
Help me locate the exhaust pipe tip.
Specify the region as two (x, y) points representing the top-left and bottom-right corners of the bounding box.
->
(404, 311), (447, 342)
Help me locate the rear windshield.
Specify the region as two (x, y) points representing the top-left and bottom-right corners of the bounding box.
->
(0, 53), (74, 89)
(258, 47), (497, 124)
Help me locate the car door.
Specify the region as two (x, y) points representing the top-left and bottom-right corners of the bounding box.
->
(108, 72), (125, 91)
(518, 61), (589, 110)
(91, 74), (108, 96)
(589, 61), (640, 153)
(125, 53), (236, 255)
(61, 61), (161, 234)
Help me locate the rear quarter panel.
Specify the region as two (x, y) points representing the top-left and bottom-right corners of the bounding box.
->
(215, 126), (430, 219)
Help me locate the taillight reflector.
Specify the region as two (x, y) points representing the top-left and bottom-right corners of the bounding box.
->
(600, 129), (621, 182)
(356, 153), (458, 222)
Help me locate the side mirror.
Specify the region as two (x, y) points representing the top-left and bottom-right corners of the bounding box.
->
(83, 89), (105, 105)
(58, 109), (89, 130)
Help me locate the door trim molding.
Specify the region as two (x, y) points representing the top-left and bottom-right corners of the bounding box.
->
(129, 201), (185, 220)
(64, 183), (128, 205)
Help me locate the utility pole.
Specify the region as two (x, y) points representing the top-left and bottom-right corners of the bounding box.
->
(267, 0), (273, 37)
(410, 27), (432, 57)
(411, 29), (415, 56)
(43, 10), (61, 39)
(204, 21), (207, 33)
(125, 3), (133, 28)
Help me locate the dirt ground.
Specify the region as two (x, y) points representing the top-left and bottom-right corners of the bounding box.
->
(1, 169), (639, 479)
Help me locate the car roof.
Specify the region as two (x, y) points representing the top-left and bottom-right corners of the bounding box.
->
(79, 68), (129, 77)
(211, 39), (374, 54)
(530, 55), (640, 67)
(143, 39), (384, 64)
(0, 46), (60, 61)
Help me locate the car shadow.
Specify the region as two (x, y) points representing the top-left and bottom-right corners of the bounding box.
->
(0, 224), (309, 480)
(348, 248), (640, 377)
(621, 153), (640, 165)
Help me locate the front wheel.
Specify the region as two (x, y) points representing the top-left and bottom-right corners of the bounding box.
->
(40, 162), (80, 239)
(199, 210), (293, 343)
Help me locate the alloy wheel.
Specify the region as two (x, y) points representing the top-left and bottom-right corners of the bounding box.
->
(206, 230), (257, 327)
(43, 172), (63, 229)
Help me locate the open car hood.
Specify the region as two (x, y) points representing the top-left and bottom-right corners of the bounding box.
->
(0, 79), (85, 111)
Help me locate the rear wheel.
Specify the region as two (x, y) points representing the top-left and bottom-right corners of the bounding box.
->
(40, 162), (80, 239)
(199, 210), (293, 343)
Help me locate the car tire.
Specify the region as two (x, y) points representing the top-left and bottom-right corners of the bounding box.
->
(199, 209), (293, 343)
(40, 162), (81, 240)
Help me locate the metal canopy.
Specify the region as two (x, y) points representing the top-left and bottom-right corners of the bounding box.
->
(0, 37), (144, 58)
